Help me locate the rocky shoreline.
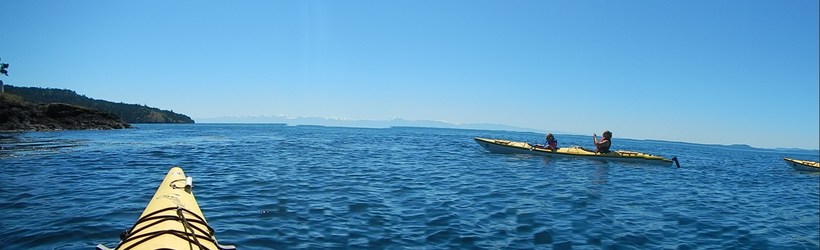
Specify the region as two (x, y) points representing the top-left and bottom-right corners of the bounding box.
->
(1, 94), (131, 131)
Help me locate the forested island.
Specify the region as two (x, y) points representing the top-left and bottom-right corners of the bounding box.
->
(1, 85), (193, 131)
(4, 85), (193, 124)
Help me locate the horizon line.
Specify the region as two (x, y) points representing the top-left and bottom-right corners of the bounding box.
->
(190, 116), (819, 152)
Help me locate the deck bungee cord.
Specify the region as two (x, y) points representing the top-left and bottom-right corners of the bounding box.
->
(113, 207), (225, 250)
(96, 167), (235, 250)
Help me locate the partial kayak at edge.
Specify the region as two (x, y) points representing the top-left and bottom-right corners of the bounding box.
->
(97, 167), (235, 250)
(783, 158), (820, 172)
(474, 137), (679, 167)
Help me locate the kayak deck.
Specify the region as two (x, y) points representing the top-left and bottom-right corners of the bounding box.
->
(475, 137), (677, 166)
(97, 167), (234, 250)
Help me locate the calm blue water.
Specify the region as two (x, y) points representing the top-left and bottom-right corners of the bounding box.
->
(1, 124), (818, 249)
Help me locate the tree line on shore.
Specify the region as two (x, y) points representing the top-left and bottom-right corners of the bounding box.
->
(4, 85), (193, 124)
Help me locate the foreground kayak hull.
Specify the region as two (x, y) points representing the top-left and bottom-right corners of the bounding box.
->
(784, 158), (820, 172)
(97, 167), (233, 250)
(475, 137), (675, 165)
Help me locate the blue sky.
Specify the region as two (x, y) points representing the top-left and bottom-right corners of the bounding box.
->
(1, 1), (818, 149)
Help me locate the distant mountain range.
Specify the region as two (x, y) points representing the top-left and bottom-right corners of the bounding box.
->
(198, 115), (552, 133)
(199, 115), (820, 153)
(5, 85), (193, 123)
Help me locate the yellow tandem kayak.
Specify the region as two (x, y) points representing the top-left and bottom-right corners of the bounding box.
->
(475, 137), (679, 167)
(97, 167), (234, 250)
(783, 158), (820, 172)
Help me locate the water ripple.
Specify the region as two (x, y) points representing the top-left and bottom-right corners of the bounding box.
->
(0, 125), (817, 249)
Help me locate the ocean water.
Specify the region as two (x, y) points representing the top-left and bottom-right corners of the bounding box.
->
(0, 124), (818, 249)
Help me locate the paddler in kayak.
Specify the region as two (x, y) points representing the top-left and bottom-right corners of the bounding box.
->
(593, 130), (612, 153)
(545, 133), (558, 150)
(534, 133), (559, 150)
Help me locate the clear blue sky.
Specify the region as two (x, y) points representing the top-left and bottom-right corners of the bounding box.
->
(1, 1), (818, 149)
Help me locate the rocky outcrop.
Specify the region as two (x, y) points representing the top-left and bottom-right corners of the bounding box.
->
(0, 94), (131, 131)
